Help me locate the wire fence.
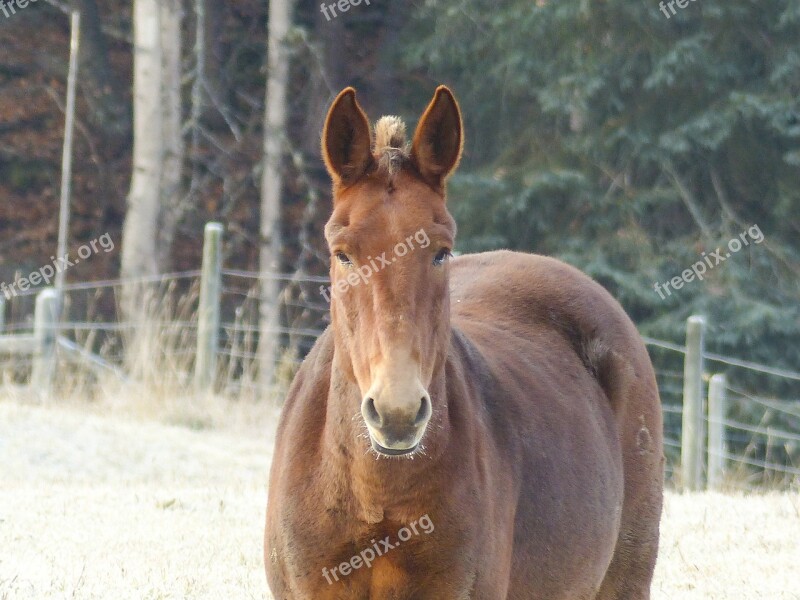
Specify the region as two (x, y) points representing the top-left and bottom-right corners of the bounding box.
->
(1, 265), (799, 491)
(644, 335), (800, 491)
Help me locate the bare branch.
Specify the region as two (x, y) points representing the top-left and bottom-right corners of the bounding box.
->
(663, 160), (713, 240)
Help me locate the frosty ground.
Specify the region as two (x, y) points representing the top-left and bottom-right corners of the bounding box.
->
(1, 399), (797, 599)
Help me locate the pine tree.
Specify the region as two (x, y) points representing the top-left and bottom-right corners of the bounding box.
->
(400, 0), (800, 395)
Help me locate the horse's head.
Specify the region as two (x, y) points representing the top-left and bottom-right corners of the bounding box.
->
(321, 86), (463, 456)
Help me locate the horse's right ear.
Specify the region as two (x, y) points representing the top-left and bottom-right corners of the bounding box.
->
(322, 88), (373, 187)
(411, 86), (463, 189)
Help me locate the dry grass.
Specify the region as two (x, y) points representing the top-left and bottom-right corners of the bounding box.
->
(654, 493), (799, 599)
(1, 398), (798, 599)
(0, 397), (273, 600)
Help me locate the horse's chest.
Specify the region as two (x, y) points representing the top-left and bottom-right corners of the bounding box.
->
(292, 553), (470, 600)
(277, 524), (476, 599)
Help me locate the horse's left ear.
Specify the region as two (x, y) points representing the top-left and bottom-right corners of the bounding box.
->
(411, 86), (464, 188)
(322, 87), (374, 187)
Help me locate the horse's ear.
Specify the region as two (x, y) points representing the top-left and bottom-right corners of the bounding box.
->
(322, 87), (373, 187)
(411, 86), (464, 188)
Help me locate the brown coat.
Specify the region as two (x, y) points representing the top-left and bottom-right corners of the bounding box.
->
(265, 87), (663, 600)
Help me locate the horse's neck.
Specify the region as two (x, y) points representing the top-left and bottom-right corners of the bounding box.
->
(321, 354), (452, 519)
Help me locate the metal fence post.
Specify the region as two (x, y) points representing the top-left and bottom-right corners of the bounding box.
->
(31, 288), (61, 391)
(707, 373), (728, 491)
(681, 315), (706, 491)
(0, 294), (5, 333)
(195, 222), (223, 392)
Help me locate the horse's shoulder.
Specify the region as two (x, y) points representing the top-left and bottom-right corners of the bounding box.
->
(275, 329), (335, 442)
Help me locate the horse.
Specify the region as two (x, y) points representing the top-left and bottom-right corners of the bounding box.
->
(264, 85), (664, 599)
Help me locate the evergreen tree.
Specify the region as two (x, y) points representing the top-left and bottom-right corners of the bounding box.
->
(399, 0), (800, 396)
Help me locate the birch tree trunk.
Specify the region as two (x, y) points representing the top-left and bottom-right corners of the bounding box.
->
(120, 0), (183, 375)
(121, 0), (161, 287)
(121, 0), (183, 285)
(259, 0), (294, 391)
(156, 0), (184, 272)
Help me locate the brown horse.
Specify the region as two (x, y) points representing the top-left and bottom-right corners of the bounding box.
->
(264, 86), (664, 599)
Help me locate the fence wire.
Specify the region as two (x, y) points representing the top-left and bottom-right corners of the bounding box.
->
(644, 336), (800, 488)
(2, 274), (800, 489)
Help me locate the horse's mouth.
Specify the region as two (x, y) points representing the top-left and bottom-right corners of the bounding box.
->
(372, 439), (419, 456)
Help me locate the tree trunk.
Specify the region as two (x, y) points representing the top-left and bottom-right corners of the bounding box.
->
(120, 0), (183, 376)
(121, 0), (183, 282)
(259, 0), (295, 391)
(121, 0), (162, 287)
(156, 0), (184, 272)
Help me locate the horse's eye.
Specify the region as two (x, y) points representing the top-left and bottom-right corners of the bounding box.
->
(433, 249), (451, 266)
(335, 252), (352, 267)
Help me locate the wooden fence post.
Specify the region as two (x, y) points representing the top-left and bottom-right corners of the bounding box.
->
(195, 222), (223, 392)
(681, 315), (706, 491)
(31, 288), (61, 391)
(707, 373), (728, 491)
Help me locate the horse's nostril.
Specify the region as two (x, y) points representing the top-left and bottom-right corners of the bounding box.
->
(414, 395), (432, 426)
(362, 397), (382, 427)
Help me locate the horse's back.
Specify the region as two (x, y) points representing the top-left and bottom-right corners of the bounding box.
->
(449, 250), (663, 599)
(450, 250), (659, 419)
(451, 251), (641, 357)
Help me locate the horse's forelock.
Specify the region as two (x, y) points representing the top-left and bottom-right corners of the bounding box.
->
(374, 116), (409, 177)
